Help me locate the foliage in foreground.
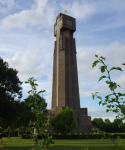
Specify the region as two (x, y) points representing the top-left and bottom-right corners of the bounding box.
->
(84, 54), (125, 150)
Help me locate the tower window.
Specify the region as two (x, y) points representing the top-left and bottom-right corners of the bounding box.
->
(67, 19), (72, 26)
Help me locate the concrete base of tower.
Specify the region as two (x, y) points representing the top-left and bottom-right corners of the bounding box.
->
(45, 107), (101, 135)
(47, 107), (95, 127)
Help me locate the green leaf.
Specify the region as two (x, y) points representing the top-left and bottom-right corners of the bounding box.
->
(111, 105), (114, 108)
(95, 92), (99, 95)
(91, 92), (99, 100)
(117, 84), (121, 87)
(110, 98), (117, 102)
(102, 102), (107, 106)
(109, 67), (123, 72)
(99, 65), (108, 73)
(97, 96), (102, 100)
(28, 103), (33, 107)
(28, 121), (36, 126)
(25, 81), (29, 84)
(30, 82), (34, 86)
(113, 109), (119, 113)
(105, 80), (111, 84)
(32, 79), (37, 82)
(100, 56), (106, 60)
(37, 90), (46, 94)
(98, 75), (107, 82)
(121, 105), (125, 115)
(98, 101), (102, 105)
(91, 93), (95, 100)
(106, 109), (109, 112)
(115, 116), (119, 119)
(38, 111), (44, 115)
(117, 92), (122, 96)
(95, 54), (98, 58)
(92, 60), (100, 69)
(109, 82), (117, 91)
(28, 90), (33, 94)
(119, 93), (125, 97)
(38, 102), (46, 107)
(33, 83), (38, 86)
(107, 105), (111, 108)
(105, 94), (112, 102)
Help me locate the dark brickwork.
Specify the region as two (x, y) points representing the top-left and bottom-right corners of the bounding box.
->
(46, 13), (98, 134)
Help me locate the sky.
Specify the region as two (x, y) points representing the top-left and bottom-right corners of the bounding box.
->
(0, 0), (125, 124)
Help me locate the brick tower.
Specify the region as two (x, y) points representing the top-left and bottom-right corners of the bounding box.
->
(46, 13), (98, 134)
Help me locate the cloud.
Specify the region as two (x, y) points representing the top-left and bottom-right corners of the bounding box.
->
(0, 0), (15, 14)
(3, 43), (51, 81)
(89, 109), (124, 122)
(0, 0), (55, 29)
(89, 109), (117, 117)
(77, 41), (125, 78)
(60, 0), (95, 22)
(94, 0), (125, 13)
(0, 0), (96, 30)
(1, 0), (125, 31)
(77, 41), (125, 100)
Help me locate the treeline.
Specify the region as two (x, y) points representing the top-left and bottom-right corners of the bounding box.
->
(92, 118), (125, 133)
(0, 57), (49, 138)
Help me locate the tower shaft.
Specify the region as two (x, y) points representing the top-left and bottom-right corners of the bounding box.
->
(52, 28), (80, 111)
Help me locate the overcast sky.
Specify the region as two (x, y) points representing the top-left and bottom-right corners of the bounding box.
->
(0, 0), (125, 123)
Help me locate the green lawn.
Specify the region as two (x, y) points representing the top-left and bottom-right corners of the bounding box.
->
(0, 136), (125, 150)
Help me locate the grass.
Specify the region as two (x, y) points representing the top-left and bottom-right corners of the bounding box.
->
(0, 135), (125, 150)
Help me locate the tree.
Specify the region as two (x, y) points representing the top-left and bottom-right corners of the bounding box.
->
(92, 117), (125, 133)
(104, 118), (111, 124)
(2, 99), (24, 138)
(0, 57), (23, 100)
(0, 57), (23, 137)
(4, 94), (47, 140)
(104, 119), (112, 132)
(15, 93), (50, 138)
(120, 122), (125, 132)
(23, 94), (49, 129)
(11, 100), (33, 137)
(92, 118), (106, 132)
(24, 77), (55, 149)
(87, 54), (125, 150)
(50, 106), (76, 135)
(112, 118), (123, 132)
(3, 90), (50, 139)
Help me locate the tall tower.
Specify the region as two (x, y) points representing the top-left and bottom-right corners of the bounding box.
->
(52, 13), (80, 111)
(47, 13), (97, 134)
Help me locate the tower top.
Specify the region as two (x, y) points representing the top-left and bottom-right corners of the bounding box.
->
(54, 13), (76, 37)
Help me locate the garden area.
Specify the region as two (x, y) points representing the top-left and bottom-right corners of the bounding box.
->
(1, 135), (125, 150)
